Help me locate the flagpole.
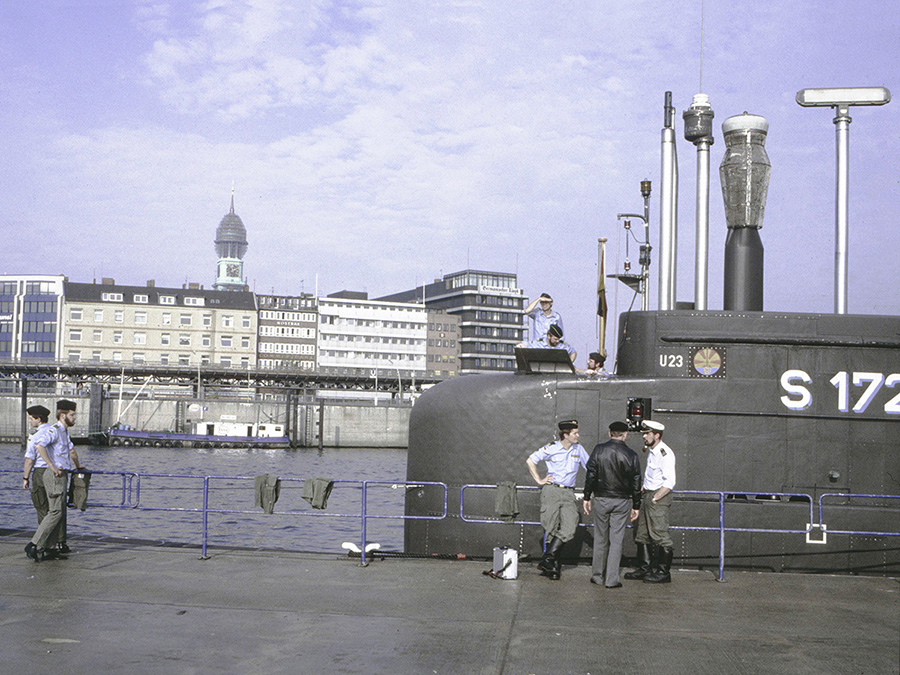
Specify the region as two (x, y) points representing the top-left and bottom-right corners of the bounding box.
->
(598, 237), (608, 357)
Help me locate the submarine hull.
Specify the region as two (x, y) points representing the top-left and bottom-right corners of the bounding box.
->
(405, 310), (900, 575)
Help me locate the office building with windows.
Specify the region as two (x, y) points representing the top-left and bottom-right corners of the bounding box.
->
(379, 270), (526, 374)
(0, 275), (66, 361)
(256, 293), (318, 371)
(61, 279), (257, 367)
(317, 292), (427, 378)
(426, 310), (460, 379)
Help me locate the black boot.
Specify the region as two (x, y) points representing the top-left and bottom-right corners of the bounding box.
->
(643, 546), (673, 584)
(624, 543), (652, 580)
(24, 542), (41, 563)
(538, 537), (564, 580)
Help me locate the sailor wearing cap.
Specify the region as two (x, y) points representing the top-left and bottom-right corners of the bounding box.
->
(580, 351), (609, 377)
(524, 292), (564, 343)
(526, 419), (589, 580)
(25, 399), (83, 562)
(624, 419), (676, 584)
(22, 405), (70, 561)
(523, 323), (577, 363)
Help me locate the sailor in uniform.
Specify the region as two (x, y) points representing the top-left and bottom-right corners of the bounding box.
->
(522, 323), (577, 363)
(526, 419), (589, 580)
(523, 292), (564, 343)
(625, 420), (676, 583)
(21, 405), (69, 559)
(25, 399), (83, 562)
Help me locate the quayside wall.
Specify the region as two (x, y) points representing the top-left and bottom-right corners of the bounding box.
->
(0, 392), (410, 448)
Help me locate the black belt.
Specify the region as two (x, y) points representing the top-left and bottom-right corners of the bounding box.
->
(550, 483), (574, 490)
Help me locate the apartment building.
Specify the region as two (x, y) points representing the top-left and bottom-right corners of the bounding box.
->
(62, 280), (258, 367)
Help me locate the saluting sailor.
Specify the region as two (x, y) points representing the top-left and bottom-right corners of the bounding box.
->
(625, 420), (676, 584)
(526, 419), (589, 580)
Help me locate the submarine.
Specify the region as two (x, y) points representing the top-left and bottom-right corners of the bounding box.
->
(404, 89), (900, 575)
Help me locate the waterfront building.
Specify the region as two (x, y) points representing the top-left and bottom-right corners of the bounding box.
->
(256, 293), (318, 371)
(61, 279), (258, 367)
(0, 274), (66, 361)
(213, 193), (249, 292)
(426, 310), (460, 379)
(378, 270), (526, 374)
(317, 292), (427, 379)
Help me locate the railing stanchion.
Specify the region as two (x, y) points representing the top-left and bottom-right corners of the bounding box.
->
(201, 476), (210, 559)
(717, 493), (726, 582)
(360, 481), (368, 567)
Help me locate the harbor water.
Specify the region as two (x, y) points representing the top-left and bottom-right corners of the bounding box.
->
(1, 444), (408, 554)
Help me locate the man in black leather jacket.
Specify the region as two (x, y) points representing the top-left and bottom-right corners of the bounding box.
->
(582, 421), (642, 588)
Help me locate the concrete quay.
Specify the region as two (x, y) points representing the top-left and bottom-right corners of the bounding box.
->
(2, 533), (897, 675)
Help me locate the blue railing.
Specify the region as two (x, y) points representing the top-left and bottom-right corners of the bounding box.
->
(458, 484), (899, 581)
(1, 469), (447, 565)
(4, 469), (898, 574)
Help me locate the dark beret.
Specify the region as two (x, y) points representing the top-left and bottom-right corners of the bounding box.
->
(609, 421), (629, 433)
(56, 399), (77, 412)
(27, 405), (51, 419)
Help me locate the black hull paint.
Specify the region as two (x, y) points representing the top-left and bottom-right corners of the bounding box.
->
(405, 310), (900, 575)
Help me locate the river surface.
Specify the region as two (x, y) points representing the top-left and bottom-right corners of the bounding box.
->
(1, 444), (408, 554)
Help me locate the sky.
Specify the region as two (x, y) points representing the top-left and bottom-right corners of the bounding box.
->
(2, 0), (898, 366)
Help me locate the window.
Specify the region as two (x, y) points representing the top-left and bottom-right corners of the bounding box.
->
(241, 336), (250, 349)
(160, 354), (169, 365)
(222, 315), (234, 328)
(220, 357), (232, 367)
(220, 335), (233, 348)
(133, 332), (146, 345)
(180, 314), (192, 326)
(114, 310), (124, 323)
(93, 330), (102, 343)
(113, 331), (123, 344)
(133, 352), (145, 362)
(178, 354), (189, 365)
(179, 334), (191, 346)
(69, 308), (83, 321)
(201, 355), (210, 365)
(160, 295), (175, 305)
(134, 294), (148, 304)
(91, 350), (101, 361)
(93, 309), (103, 322)
(134, 311), (147, 324)
(69, 329), (82, 342)
(68, 351), (81, 362)
(185, 297), (204, 306)
(161, 333), (170, 346)
(113, 351), (122, 362)
(202, 314), (212, 327)
(201, 335), (211, 347)
(101, 292), (123, 302)
(242, 316), (251, 328)
(162, 313), (172, 325)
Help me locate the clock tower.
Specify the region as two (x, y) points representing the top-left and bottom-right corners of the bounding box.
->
(214, 190), (249, 291)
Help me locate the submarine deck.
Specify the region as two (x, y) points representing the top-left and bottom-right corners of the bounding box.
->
(2, 534), (897, 675)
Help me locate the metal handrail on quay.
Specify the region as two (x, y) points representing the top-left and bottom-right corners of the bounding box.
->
(0, 468), (448, 566)
(3, 470), (897, 573)
(459, 483), (899, 580)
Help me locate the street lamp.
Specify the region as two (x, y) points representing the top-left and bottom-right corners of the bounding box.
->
(796, 86), (891, 314)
